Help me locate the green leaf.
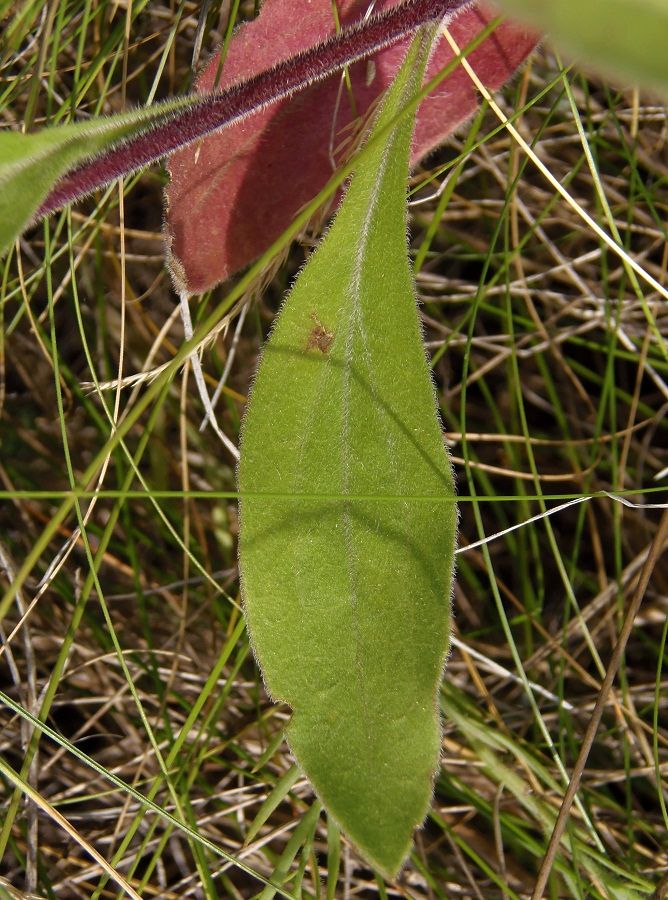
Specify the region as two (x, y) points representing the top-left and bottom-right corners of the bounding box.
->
(0, 96), (192, 257)
(238, 28), (457, 879)
(496, 0), (668, 95)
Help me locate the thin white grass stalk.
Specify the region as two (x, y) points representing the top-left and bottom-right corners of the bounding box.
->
(605, 492), (668, 511)
(0, 594), (42, 665)
(0, 623), (20, 686)
(200, 301), (248, 431)
(0, 745), (142, 899)
(458, 492), (668, 554)
(616, 325), (668, 404)
(457, 496), (589, 553)
(450, 634), (574, 710)
(178, 290), (240, 459)
(440, 28), (668, 307)
(408, 163), (460, 206)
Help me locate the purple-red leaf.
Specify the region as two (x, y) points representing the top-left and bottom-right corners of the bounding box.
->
(40, 0), (458, 220)
(165, 0), (537, 294)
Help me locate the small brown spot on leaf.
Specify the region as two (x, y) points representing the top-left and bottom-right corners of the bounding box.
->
(306, 312), (334, 354)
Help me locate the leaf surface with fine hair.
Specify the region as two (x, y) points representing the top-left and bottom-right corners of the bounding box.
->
(237, 29), (457, 878)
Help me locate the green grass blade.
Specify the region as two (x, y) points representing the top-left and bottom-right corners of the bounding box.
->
(237, 26), (457, 878)
(257, 802), (322, 900)
(325, 817), (341, 900)
(245, 765), (301, 845)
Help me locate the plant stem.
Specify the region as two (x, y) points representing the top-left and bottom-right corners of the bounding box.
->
(38, 0), (469, 216)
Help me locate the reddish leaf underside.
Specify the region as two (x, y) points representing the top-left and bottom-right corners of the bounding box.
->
(165, 0), (537, 294)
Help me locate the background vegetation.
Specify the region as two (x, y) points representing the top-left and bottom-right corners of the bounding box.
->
(1, 0), (667, 896)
